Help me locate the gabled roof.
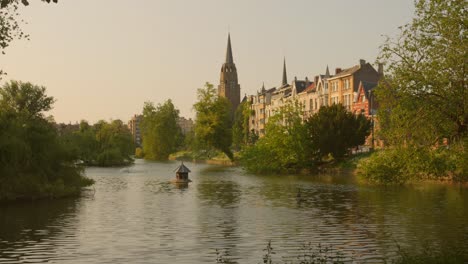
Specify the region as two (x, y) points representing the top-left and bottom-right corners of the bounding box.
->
(304, 82), (316, 93)
(329, 65), (360, 79)
(175, 162), (191, 173)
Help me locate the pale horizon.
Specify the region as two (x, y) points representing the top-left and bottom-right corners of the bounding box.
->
(1, 0), (414, 124)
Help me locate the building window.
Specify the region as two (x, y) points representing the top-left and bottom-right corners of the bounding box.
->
(344, 79), (350, 90)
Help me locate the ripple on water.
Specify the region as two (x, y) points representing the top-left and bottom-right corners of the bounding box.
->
(1, 162), (468, 263)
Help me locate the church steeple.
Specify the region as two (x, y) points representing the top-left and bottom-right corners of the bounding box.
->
(325, 65), (330, 77)
(218, 33), (241, 120)
(282, 57), (288, 86)
(225, 33), (234, 64)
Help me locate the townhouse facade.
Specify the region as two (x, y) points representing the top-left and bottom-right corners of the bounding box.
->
(247, 59), (383, 144)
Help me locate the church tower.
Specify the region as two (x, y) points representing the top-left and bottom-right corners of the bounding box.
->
(218, 33), (241, 118)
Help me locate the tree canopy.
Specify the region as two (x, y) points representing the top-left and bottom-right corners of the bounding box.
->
(60, 119), (135, 167)
(306, 104), (371, 161)
(358, 0), (467, 184)
(377, 0), (467, 145)
(193, 82), (233, 160)
(241, 101), (310, 173)
(0, 80), (93, 201)
(140, 100), (182, 160)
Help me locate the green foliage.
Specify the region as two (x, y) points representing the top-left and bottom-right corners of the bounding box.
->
(0, 81), (93, 201)
(140, 100), (181, 160)
(377, 0), (467, 144)
(241, 101), (311, 173)
(232, 100), (251, 150)
(306, 104), (371, 161)
(357, 141), (467, 184)
(359, 0), (468, 184)
(0, 80), (55, 117)
(60, 119), (134, 167)
(193, 82), (233, 160)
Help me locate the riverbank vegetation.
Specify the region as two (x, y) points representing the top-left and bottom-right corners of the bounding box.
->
(240, 103), (371, 174)
(0, 81), (94, 201)
(59, 119), (135, 167)
(356, 0), (467, 184)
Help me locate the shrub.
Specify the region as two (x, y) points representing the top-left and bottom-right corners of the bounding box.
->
(357, 142), (467, 184)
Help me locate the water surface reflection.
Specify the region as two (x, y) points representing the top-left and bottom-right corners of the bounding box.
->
(0, 160), (467, 263)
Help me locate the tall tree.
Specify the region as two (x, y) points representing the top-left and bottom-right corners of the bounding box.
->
(140, 100), (181, 160)
(306, 104), (371, 161)
(0, 80), (93, 200)
(377, 0), (467, 145)
(193, 82), (233, 160)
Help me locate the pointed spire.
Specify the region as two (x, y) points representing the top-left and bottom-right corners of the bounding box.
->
(282, 57), (288, 86)
(261, 82), (266, 92)
(225, 33), (234, 64)
(325, 65), (330, 77)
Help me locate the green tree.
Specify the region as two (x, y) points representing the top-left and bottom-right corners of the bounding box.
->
(241, 101), (310, 173)
(306, 104), (371, 161)
(59, 119), (134, 166)
(193, 82), (233, 160)
(377, 0), (467, 145)
(0, 80), (93, 201)
(0, 80), (55, 117)
(357, 0), (467, 184)
(232, 99), (251, 150)
(140, 100), (181, 160)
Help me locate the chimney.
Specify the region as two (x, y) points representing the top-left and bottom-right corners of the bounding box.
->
(359, 59), (366, 66)
(314, 75), (319, 84)
(378, 63), (384, 76)
(335, 68), (342, 74)
(294, 76), (297, 82)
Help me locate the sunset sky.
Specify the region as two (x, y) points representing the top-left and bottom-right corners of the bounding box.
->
(1, 0), (414, 123)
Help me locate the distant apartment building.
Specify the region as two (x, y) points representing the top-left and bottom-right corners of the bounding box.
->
(249, 84), (276, 137)
(327, 59), (381, 110)
(177, 117), (194, 135)
(246, 59), (383, 138)
(128, 114), (142, 147)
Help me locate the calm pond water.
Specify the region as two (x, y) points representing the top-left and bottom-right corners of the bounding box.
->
(1, 159), (467, 263)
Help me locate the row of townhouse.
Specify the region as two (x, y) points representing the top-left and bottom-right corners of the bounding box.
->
(248, 59), (383, 139)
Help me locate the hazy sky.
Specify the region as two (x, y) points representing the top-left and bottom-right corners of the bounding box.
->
(1, 0), (414, 123)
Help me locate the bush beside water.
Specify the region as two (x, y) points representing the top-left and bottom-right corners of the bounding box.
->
(357, 141), (467, 184)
